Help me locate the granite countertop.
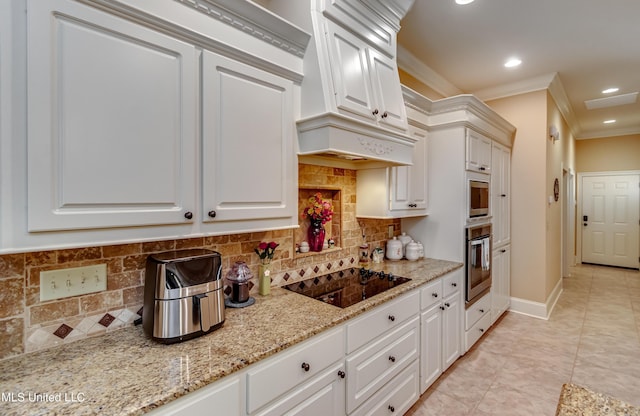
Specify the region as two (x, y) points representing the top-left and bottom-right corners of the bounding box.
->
(0, 258), (461, 416)
(556, 384), (640, 416)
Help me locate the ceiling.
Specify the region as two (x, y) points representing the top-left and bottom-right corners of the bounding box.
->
(397, 0), (640, 139)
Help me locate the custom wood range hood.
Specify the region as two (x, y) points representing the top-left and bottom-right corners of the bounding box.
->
(271, 0), (416, 169)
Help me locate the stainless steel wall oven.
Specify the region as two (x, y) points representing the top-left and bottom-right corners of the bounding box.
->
(465, 223), (492, 306)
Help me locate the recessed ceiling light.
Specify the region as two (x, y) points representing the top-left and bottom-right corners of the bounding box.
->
(603, 119), (616, 124)
(504, 58), (522, 68)
(455, 0), (475, 4)
(602, 87), (619, 94)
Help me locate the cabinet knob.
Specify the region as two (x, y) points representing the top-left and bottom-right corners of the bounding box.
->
(388, 405), (395, 412)
(432, 293), (438, 298)
(208, 210), (217, 218)
(479, 328), (485, 333)
(337, 370), (345, 379)
(381, 111), (388, 118)
(451, 282), (457, 287)
(301, 362), (310, 372)
(440, 306), (445, 310)
(444, 302), (450, 308)
(501, 194), (507, 197)
(388, 315), (395, 322)
(388, 355), (396, 363)
(184, 211), (193, 220)
(479, 166), (486, 171)
(372, 108), (379, 116)
(479, 309), (484, 313)
(501, 249), (506, 253)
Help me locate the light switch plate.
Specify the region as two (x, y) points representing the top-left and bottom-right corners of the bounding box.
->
(40, 264), (107, 302)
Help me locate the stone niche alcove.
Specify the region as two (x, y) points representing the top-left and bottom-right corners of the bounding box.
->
(296, 187), (342, 257)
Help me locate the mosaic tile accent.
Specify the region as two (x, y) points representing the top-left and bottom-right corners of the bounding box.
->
(53, 324), (73, 339)
(98, 313), (116, 328)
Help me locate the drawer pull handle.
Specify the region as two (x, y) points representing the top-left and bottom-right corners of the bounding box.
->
(337, 370), (345, 379)
(432, 293), (438, 298)
(388, 355), (396, 363)
(388, 315), (395, 322)
(440, 306), (445, 310)
(388, 405), (395, 412)
(372, 109), (379, 116)
(444, 303), (450, 308)
(451, 282), (457, 287)
(301, 362), (310, 372)
(479, 309), (485, 313)
(381, 111), (388, 118)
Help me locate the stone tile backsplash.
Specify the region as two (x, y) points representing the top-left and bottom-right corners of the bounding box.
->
(0, 164), (401, 360)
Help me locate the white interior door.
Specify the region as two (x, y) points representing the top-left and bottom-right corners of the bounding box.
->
(581, 174), (640, 269)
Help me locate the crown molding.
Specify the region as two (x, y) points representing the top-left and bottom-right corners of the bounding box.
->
(396, 45), (462, 98)
(577, 125), (640, 140)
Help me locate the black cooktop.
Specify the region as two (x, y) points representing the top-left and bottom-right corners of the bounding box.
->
(283, 268), (411, 308)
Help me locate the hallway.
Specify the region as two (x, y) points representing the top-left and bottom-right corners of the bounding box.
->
(406, 264), (640, 415)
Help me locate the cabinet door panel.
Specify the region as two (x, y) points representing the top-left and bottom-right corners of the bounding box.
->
(420, 305), (442, 393)
(442, 291), (461, 371)
(202, 51), (294, 222)
(325, 23), (375, 120)
(368, 48), (407, 131)
(27, 0), (197, 231)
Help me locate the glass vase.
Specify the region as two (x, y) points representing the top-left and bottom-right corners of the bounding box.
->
(258, 263), (271, 296)
(307, 218), (326, 252)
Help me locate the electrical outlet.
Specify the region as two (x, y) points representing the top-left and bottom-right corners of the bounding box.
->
(388, 225), (394, 238)
(40, 264), (107, 302)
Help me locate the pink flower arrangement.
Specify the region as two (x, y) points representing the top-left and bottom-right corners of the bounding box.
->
(254, 241), (279, 263)
(301, 192), (334, 224)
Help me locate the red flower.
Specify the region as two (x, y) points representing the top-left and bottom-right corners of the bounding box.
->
(258, 242), (268, 250)
(268, 241), (278, 249)
(255, 241), (279, 262)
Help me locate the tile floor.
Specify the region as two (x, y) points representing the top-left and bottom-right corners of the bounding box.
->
(405, 264), (640, 416)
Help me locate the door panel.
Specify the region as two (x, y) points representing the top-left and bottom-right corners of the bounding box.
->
(582, 174), (639, 268)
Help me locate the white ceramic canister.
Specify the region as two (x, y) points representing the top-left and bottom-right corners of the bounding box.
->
(386, 237), (403, 260)
(405, 240), (420, 261)
(397, 232), (412, 257)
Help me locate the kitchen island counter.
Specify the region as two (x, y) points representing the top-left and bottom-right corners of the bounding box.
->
(556, 383), (640, 416)
(0, 258), (461, 416)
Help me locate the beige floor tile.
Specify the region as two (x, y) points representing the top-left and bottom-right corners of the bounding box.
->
(406, 264), (639, 415)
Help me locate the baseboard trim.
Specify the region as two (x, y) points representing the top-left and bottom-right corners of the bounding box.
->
(508, 278), (563, 320)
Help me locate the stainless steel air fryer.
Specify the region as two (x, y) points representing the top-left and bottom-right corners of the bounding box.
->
(143, 249), (224, 343)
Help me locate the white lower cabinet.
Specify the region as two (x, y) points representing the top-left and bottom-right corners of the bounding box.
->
(345, 316), (420, 413)
(246, 327), (344, 414)
(464, 292), (491, 352)
(349, 360), (420, 416)
(254, 362), (345, 416)
(491, 244), (511, 324)
(419, 269), (463, 393)
(146, 375), (241, 416)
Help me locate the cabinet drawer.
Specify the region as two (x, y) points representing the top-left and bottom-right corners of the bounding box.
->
(246, 327), (344, 413)
(443, 269), (463, 298)
(346, 290), (419, 354)
(147, 375), (240, 416)
(349, 359), (420, 416)
(346, 316), (419, 413)
(465, 311), (491, 352)
(465, 292), (491, 330)
(420, 279), (442, 310)
(254, 362), (345, 416)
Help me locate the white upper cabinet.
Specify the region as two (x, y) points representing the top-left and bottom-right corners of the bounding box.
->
(390, 126), (428, 212)
(202, 51), (295, 228)
(4, 0), (307, 252)
(27, 0), (198, 232)
(356, 125), (428, 219)
(465, 129), (492, 174)
(325, 22), (408, 132)
(491, 142), (511, 247)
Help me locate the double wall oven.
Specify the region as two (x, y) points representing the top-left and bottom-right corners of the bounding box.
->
(465, 222), (491, 307)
